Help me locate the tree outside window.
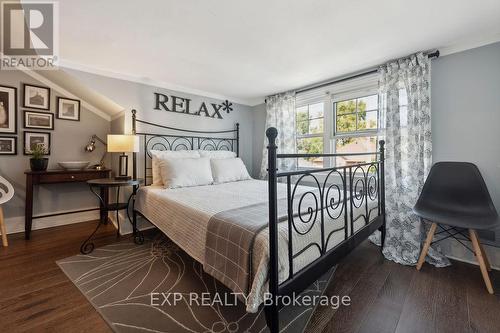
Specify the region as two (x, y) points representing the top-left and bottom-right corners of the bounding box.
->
(334, 94), (378, 167)
(295, 102), (324, 168)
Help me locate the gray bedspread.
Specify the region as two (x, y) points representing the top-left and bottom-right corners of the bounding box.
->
(204, 199), (289, 295)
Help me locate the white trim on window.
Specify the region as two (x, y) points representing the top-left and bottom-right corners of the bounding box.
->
(295, 74), (379, 168)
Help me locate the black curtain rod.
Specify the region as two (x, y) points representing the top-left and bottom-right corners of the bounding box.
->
(267, 50), (440, 99)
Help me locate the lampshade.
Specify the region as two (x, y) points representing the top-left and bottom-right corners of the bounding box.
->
(107, 135), (139, 153)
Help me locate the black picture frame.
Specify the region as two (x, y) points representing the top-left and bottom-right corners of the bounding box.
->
(24, 110), (54, 130)
(23, 83), (51, 110)
(0, 85), (18, 134)
(0, 136), (17, 155)
(56, 97), (80, 121)
(24, 131), (51, 155)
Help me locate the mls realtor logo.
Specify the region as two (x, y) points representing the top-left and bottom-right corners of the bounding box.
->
(1, 1), (59, 70)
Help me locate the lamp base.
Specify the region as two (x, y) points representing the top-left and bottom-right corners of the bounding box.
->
(116, 153), (130, 180)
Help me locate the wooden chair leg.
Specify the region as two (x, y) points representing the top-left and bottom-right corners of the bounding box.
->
(416, 222), (437, 270)
(0, 206), (8, 247)
(469, 229), (494, 294)
(477, 240), (492, 271)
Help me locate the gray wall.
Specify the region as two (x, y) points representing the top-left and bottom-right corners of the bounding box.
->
(0, 69), (110, 232)
(432, 42), (500, 211)
(63, 69), (259, 234)
(66, 69), (257, 176)
(431, 42), (500, 265)
(1, 67), (258, 235)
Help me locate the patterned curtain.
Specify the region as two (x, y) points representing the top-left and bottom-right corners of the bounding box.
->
(377, 53), (449, 267)
(260, 92), (297, 179)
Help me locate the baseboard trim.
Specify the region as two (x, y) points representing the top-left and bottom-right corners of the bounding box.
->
(6, 209), (155, 236)
(5, 208), (101, 235)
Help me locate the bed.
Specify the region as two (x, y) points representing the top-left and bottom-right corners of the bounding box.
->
(130, 110), (386, 332)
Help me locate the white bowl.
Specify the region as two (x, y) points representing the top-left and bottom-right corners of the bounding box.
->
(58, 161), (90, 170)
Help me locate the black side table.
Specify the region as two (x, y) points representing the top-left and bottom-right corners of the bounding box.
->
(81, 178), (144, 254)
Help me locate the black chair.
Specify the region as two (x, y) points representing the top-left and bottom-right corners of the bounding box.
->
(414, 162), (498, 294)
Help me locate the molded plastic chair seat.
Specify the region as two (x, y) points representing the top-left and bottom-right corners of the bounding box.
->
(413, 162), (499, 230)
(413, 204), (499, 230)
(413, 162), (498, 294)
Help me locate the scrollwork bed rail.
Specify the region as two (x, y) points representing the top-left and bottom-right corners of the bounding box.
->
(264, 127), (386, 333)
(131, 109), (239, 185)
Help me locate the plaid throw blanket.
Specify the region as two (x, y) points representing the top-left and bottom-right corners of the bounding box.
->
(204, 199), (289, 295)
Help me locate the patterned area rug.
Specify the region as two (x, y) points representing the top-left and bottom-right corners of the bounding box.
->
(57, 232), (335, 333)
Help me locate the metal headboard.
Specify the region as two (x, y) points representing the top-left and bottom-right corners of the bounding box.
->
(131, 109), (239, 185)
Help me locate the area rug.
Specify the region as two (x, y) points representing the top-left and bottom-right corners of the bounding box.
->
(57, 232), (335, 333)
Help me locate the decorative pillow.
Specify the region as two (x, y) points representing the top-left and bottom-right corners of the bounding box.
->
(210, 158), (251, 184)
(150, 150), (200, 186)
(198, 150), (236, 159)
(159, 157), (213, 188)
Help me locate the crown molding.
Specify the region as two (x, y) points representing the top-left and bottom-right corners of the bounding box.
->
(59, 59), (262, 107)
(438, 33), (500, 57)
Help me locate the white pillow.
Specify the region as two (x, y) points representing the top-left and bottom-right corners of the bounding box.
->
(159, 157), (213, 188)
(150, 150), (200, 186)
(210, 158), (251, 184)
(198, 150), (236, 159)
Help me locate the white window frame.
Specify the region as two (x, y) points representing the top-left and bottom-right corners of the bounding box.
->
(330, 87), (379, 166)
(295, 99), (328, 169)
(294, 74), (379, 169)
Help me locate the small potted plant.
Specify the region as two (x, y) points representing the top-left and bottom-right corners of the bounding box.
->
(30, 143), (49, 171)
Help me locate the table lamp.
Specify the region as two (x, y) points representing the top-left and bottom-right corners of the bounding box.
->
(107, 134), (139, 180)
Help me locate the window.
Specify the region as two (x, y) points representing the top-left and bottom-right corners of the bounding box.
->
(295, 102), (324, 168)
(333, 94), (379, 167)
(294, 76), (380, 169)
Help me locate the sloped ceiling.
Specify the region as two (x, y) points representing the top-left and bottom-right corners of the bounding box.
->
(33, 69), (124, 120)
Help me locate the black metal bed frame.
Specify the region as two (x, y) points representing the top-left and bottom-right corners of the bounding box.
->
(265, 128), (385, 332)
(130, 110), (386, 333)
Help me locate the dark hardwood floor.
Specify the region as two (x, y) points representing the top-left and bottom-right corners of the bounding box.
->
(0, 221), (117, 332)
(306, 242), (500, 333)
(0, 221), (499, 333)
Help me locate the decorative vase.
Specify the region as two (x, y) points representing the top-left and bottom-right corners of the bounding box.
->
(30, 158), (49, 171)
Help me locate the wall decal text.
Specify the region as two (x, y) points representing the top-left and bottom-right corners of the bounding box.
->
(154, 93), (233, 119)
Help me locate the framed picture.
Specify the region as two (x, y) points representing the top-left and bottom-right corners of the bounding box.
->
(57, 97), (80, 121)
(0, 136), (17, 155)
(23, 83), (50, 110)
(0, 85), (17, 134)
(24, 131), (51, 155)
(24, 110), (54, 130)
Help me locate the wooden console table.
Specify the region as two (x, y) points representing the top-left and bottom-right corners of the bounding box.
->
(25, 169), (111, 240)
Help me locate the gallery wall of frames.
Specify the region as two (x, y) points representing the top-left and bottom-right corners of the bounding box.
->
(0, 83), (82, 156)
(0, 69), (111, 233)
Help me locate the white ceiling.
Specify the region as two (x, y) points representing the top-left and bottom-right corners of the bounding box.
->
(56, 0), (500, 106)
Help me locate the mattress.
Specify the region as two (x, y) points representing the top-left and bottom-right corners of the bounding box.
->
(135, 179), (378, 312)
